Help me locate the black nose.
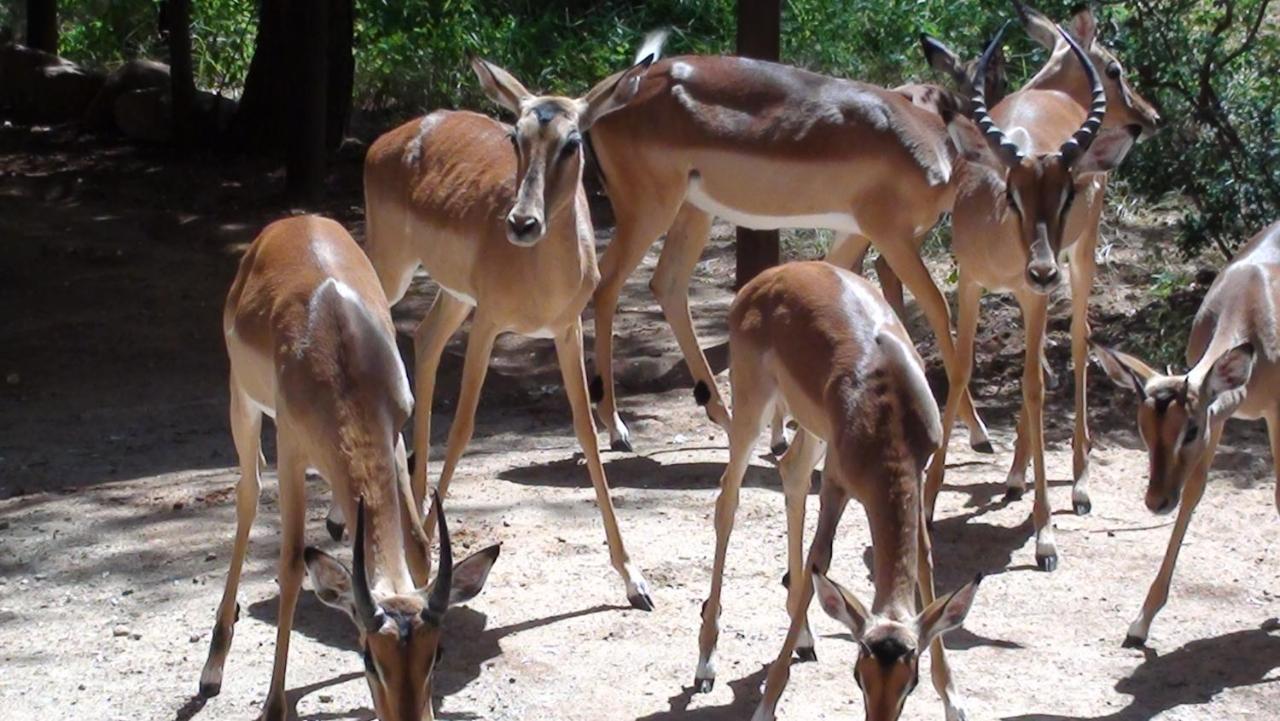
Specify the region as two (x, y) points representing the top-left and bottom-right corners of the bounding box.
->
(1028, 265), (1060, 287)
(507, 215), (539, 237)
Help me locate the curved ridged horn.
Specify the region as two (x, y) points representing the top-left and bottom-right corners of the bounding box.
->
(352, 498), (384, 632)
(969, 20), (1022, 165)
(1056, 24), (1107, 166)
(426, 491), (452, 620)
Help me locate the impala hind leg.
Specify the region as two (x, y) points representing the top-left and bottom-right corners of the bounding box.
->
(591, 206), (680, 452)
(778, 429), (825, 662)
(651, 205), (727, 430)
(1124, 427), (1220, 646)
(408, 290), (472, 583)
(876, 239), (991, 454)
(260, 435), (307, 721)
(824, 232), (872, 273)
(753, 480), (849, 721)
(925, 275), (980, 522)
(556, 318), (653, 610)
(695, 358), (774, 692)
(1068, 237), (1099, 514)
(769, 398), (791, 456)
(199, 380), (262, 698)
(1270, 412), (1280, 516)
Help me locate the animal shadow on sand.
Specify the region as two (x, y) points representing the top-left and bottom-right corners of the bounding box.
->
(213, 595), (622, 720)
(633, 665), (769, 721)
(1003, 619), (1280, 721)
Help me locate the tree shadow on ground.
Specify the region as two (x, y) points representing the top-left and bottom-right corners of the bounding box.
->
(498, 453), (783, 492)
(633, 665), (768, 721)
(1003, 620), (1280, 721)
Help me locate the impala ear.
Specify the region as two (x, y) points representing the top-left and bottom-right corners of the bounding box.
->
(1072, 125), (1140, 176)
(578, 56), (653, 130)
(447, 544), (501, 605)
(944, 110), (1014, 174)
(813, 570), (871, 638)
(918, 574), (982, 648)
(470, 57), (533, 115)
(304, 547), (357, 621)
(1068, 4), (1099, 47)
(1090, 341), (1155, 398)
(1201, 343), (1255, 421)
(1014, 1), (1063, 50)
(921, 34), (966, 85)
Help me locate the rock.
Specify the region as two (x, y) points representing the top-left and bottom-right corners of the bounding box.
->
(112, 625), (130, 638)
(205, 552), (217, 562)
(318, 695), (333, 703)
(189, 632), (201, 643)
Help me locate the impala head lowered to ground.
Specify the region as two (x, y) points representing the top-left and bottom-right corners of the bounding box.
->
(946, 22), (1139, 293)
(470, 42), (659, 246)
(305, 496), (499, 721)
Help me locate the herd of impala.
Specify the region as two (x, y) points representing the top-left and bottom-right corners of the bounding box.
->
(191, 3), (1280, 720)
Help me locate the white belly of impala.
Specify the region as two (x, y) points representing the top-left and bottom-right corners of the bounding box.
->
(685, 174), (863, 234)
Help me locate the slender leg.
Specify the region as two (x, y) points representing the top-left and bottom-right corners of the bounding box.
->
(778, 429), (826, 662)
(769, 397), (791, 457)
(420, 317), (498, 548)
(1123, 425), (1221, 646)
(260, 432), (308, 721)
(592, 205), (681, 452)
(917, 504), (966, 721)
(694, 355), (775, 692)
(925, 275), (981, 521)
(875, 239), (991, 454)
(1269, 411), (1280, 516)
(199, 379), (262, 698)
(873, 254), (907, 322)
(1005, 405), (1029, 499)
(824, 233), (872, 273)
(753, 479), (849, 721)
(1068, 235), (1099, 514)
(650, 205), (727, 429)
(1017, 292), (1057, 571)
(554, 318), (653, 610)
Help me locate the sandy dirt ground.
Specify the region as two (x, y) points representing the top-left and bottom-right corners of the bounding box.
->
(1, 127), (1278, 721)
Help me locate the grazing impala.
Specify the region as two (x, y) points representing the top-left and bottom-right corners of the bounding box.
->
(585, 39), (994, 458)
(200, 216), (500, 721)
(1094, 220), (1280, 647)
(693, 261), (981, 721)
(925, 20), (1143, 571)
(362, 50), (658, 609)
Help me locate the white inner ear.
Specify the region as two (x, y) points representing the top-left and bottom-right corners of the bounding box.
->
(1007, 127), (1033, 156)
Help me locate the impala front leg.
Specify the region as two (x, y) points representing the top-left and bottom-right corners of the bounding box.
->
(778, 429), (825, 662)
(556, 318), (653, 610)
(917, 506), (967, 721)
(1068, 233), (1099, 514)
(1124, 427), (1220, 646)
(1018, 292), (1057, 571)
(260, 435), (307, 721)
(925, 275), (980, 522)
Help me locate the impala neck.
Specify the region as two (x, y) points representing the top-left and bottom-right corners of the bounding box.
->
(1024, 44), (1093, 110)
(864, 461), (921, 620)
(348, 451), (417, 595)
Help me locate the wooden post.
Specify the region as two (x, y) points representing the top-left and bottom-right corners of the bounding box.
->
(734, 0), (781, 288)
(26, 0), (58, 54)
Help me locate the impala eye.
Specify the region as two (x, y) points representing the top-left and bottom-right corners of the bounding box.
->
(507, 132), (518, 148)
(1107, 62), (1122, 80)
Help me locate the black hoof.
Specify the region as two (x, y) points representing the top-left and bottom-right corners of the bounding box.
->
(1073, 499), (1092, 516)
(1004, 486), (1024, 502)
(326, 517), (344, 542)
(1122, 634), (1146, 649)
(770, 440), (789, 457)
(628, 591), (655, 612)
(611, 437), (634, 453)
(694, 677), (714, 694)
(198, 681), (221, 699)
(1036, 553), (1058, 573)
(693, 381), (711, 406)
(971, 440), (995, 455)
(795, 646), (817, 663)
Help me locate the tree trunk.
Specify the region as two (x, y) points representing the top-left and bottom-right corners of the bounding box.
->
(734, 0), (782, 288)
(26, 0), (58, 54)
(165, 0), (196, 145)
(230, 0), (353, 157)
(287, 0), (326, 201)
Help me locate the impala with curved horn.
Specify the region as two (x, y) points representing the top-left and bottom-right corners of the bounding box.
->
(925, 19), (1142, 571)
(362, 46), (659, 609)
(199, 216), (499, 721)
(1093, 220), (1280, 647)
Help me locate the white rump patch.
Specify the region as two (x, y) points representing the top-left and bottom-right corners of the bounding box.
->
(685, 173), (864, 234)
(404, 112), (443, 166)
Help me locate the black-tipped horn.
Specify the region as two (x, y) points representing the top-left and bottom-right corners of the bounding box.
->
(1056, 24), (1107, 166)
(352, 498), (383, 632)
(426, 491), (452, 619)
(969, 20), (1022, 165)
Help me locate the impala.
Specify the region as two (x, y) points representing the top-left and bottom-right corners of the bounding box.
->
(199, 215), (499, 721)
(585, 38), (995, 458)
(692, 261), (981, 721)
(924, 18), (1144, 571)
(1094, 220), (1280, 647)
(362, 48), (660, 610)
